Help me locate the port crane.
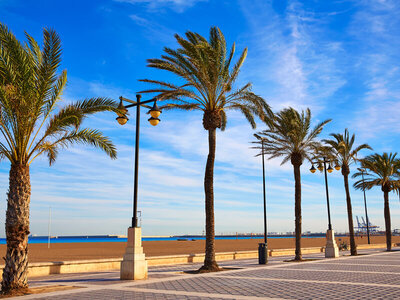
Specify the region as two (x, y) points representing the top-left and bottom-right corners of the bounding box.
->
(355, 216), (379, 233)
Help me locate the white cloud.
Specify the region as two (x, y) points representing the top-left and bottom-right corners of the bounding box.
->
(129, 14), (177, 43)
(348, 0), (400, 139)
(115, 0), (207, 13)
(238, 0), (346, 113)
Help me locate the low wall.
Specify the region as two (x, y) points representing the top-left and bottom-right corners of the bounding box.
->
(0, 243), (394, 278)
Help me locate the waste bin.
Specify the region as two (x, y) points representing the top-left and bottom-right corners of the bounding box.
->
(258, 243), (268, 264)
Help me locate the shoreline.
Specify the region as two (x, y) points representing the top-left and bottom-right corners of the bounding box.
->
(0, 234), (347, 244)
(0, 235), (396, 263)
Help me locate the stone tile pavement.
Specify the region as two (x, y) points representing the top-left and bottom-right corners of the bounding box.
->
(13, 247), (400, 299)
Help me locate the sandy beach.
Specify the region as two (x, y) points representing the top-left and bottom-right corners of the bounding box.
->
(0, 235), (397, 263)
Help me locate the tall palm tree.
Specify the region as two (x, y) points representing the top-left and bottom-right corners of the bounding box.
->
(353, 153), (400, 251)
(255, 108), (330, 261)
(0, 24), (118, 293)
(139, 27), (272, 271)
(323, 129), (372, 256)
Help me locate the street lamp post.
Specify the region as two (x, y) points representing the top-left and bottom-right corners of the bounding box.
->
(117, 94), (161, 280)
(258, 139), (268, 264)
(358, 168), (371, 244)
(310, 157), (339, 258)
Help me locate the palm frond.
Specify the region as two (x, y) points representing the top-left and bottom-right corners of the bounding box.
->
(37, 28), (62, 103)
(31, 128), (117, 165)
(160, 103), (200, 111)
(229, 103), (256, 128)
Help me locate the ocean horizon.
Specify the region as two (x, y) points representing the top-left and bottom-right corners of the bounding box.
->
(0, 234), (334, 244)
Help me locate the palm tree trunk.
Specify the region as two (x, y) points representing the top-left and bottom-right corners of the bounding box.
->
(293, 163), (302, 261)
(200, 128), (219, 271)
(343, 173), (357, 255)
(383, 190), (391, 251)
(1, 164), (31, 294)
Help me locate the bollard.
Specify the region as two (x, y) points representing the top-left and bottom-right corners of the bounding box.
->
(258, 243), (268, 264)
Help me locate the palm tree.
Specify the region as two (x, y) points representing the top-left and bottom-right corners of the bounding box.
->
(353, 153), (400, 251)
(0, 24), (118, 293)
(139, 27), (272, 271)
(255, 108), (330, 261)
(323, 129), (372, 256)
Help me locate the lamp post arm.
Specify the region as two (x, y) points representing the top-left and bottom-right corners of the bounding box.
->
(120, 96), (155, 109)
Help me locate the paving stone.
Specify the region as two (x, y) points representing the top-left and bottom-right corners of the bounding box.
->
(217, 268), (400, 285)
(133, 276), (400, 299)
(36, 289), (233, 300)
(286, 262), (400, 273)
(25, 248), (400, 299)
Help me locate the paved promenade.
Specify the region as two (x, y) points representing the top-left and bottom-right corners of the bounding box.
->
(15, 247), (400, 299)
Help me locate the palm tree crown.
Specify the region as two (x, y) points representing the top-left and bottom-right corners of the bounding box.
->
(353, 153), (400, 192)
(257, 107), (331, 165)
(139, 26), (273, 129)
(323, 129), (372, 174)
(0, 24), (117, 166)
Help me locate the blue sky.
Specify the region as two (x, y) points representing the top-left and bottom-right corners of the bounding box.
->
(1, 0), (400, 237)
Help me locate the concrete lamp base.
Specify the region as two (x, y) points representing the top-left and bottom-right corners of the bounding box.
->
(325, 229), (339, 258)
(120, 227), (148, 280)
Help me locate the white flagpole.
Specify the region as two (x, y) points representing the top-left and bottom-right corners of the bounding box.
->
(48, 206), (51, 249)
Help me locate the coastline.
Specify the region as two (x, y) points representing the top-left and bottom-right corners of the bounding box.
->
(1, 235), (396, 263)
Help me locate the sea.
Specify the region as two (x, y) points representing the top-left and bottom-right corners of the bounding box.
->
(0, 234), (327, 244)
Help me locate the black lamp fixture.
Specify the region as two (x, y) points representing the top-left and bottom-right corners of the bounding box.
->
(117, 97), (162, 127)
(116, 99), (129, 125)
(148, 101), (162, 126)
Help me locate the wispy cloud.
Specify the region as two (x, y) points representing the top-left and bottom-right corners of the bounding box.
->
(129, 14), (177, 43)
(349, 0), (400, 139)
(238, 0), (346, 112)
(115, 0), (207, 13)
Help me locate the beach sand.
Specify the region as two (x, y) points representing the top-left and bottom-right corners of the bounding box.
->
(0, 235), (397, 263)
